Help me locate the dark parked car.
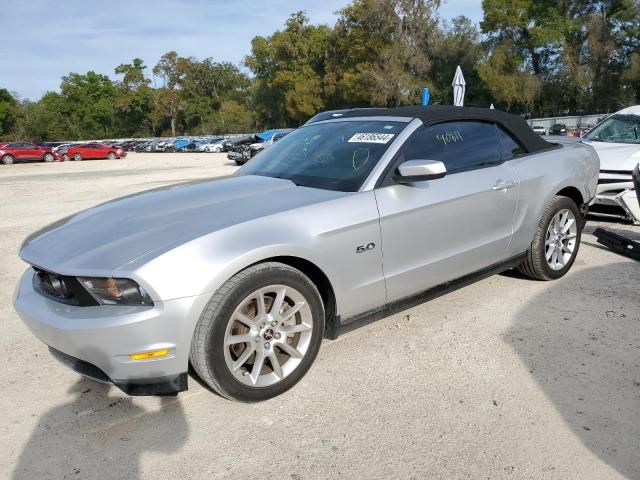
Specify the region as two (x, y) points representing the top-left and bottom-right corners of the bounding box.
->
(549, 123), (567, 135)
(0, 142), (63, 165)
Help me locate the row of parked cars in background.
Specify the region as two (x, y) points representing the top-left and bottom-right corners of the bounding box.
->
(0, 141), (126, 165)
(0, 130), (295, 165)
(0, 136), (243, 165)
(126, 137), (229, 153)
(531, 123), (595, 137)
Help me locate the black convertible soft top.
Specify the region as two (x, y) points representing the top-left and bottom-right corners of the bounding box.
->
(309, 105), (553, 154)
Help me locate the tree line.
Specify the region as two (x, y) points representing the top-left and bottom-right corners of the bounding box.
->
(1, 0), (638, 141)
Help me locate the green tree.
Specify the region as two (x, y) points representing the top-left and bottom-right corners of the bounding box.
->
(477, 45), (540, 111)
(60, 71), (117, 138)
(181, 58), (250, 133)
(114, 58), (154, 136)
(428, 16), (490, 106)
(246, 12), (330, 127)
(481, 0), (640, 114)
(152, 51), (191, 135)
(0, 88), (18, 137)
(325, 0), (441, 109)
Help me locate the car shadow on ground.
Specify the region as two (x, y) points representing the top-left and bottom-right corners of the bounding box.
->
(12, 351), (189, 479)
(504, 262), (640, 478)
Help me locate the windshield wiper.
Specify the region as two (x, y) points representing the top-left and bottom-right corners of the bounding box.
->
(270, 174), (306, 187)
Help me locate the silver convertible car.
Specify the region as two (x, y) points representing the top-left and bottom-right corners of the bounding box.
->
(14, 106), (599, 402)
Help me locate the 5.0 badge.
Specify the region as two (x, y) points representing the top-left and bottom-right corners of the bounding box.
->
(356, 242), (376, 253)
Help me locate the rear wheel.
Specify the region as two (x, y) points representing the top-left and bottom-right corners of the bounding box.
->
(107, 152), (117, 160)
(1, 154), (14, 165)
(73, 153), (82, 161)
(190, 262), (324, 402)
(43, 153), (54, 162)
(518, 195), (581, 280)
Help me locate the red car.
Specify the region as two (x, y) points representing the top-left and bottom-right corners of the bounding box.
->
(0, 142), (63, 165)
(65, 143), (126, 161)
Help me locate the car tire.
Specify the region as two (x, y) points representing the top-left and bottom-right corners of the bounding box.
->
(234, 160), (245, 166)
(43, 153), (55, 162)
(73, 153), (82, 161)
(1, 154), (15, 165)
(190, 262), (325, 402)
(214, 147), (221, 153)
(62, 154), (69, 161)
(108, 152), (117, 160)
(518, 195), (582, 281)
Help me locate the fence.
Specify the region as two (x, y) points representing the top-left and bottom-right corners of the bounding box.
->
(527, 113), (609, 132)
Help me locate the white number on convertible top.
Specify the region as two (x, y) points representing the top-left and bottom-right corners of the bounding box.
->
(348, 133), (395, 144)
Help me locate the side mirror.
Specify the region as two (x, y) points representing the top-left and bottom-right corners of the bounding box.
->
(395, 159), (447, 183)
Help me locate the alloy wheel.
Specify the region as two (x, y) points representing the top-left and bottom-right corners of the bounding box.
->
(223, 285), (313, 388)
(545, 209), (578, 270)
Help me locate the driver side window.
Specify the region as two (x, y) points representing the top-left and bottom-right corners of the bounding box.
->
(399, 121), (501, 175)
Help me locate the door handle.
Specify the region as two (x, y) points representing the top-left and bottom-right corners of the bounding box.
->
(492, 180), (516, 190)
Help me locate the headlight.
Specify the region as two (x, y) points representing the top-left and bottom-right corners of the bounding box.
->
(77, 277), (154, 306)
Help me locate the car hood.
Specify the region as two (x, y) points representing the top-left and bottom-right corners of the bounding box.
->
(20, 175), (345, 276)
(584, 141), (640, 171)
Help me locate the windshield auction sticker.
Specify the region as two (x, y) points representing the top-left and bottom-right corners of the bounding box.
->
(348, 133), (395, 144)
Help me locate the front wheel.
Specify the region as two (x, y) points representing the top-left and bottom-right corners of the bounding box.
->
(43, 153), (54, 162)
(73, 153), (82, 161)
(518, 195), (582, 280)
(190, 262), (325, 402)
(1, 154), (15, 165)
(107, 152), (117, 160)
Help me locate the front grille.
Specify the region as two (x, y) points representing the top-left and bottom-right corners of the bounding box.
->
(32, 267), (99, 306)
(599, 169), (632, 185)
(589, 203), (628, 218)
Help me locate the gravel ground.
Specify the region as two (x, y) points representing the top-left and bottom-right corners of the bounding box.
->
(1, 152), (639, 480)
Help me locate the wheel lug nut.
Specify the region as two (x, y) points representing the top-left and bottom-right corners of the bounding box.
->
(274, 333), (281, 339)
(271, 321), (277, 327)
(255, 336), (261, 342)
(264, 342), (271, 349)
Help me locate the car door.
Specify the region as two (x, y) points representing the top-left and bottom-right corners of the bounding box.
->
(23, 143), (41, 160)
(4, 143), (22, 160)
(92, 144), (103, 158)
(12, 142), (31, 161)
(72, 144), (86, 158)
(84, 144), (98, 159)
(374, 121), (520, 303)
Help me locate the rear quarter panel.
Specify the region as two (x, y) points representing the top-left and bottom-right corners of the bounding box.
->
(508, 142), (599, 257)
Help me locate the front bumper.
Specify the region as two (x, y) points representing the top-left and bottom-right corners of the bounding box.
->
(593, 181), (639, 223)
(13, 268), (209, 395)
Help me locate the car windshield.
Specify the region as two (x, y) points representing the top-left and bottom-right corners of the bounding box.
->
(237, 120), (407, 191)
(584, 114), (640, 144)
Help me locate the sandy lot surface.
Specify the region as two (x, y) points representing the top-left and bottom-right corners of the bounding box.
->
(1, 152), (638, 480)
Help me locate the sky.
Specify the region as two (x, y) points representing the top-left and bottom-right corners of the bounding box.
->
(1, 0), (483, 100)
